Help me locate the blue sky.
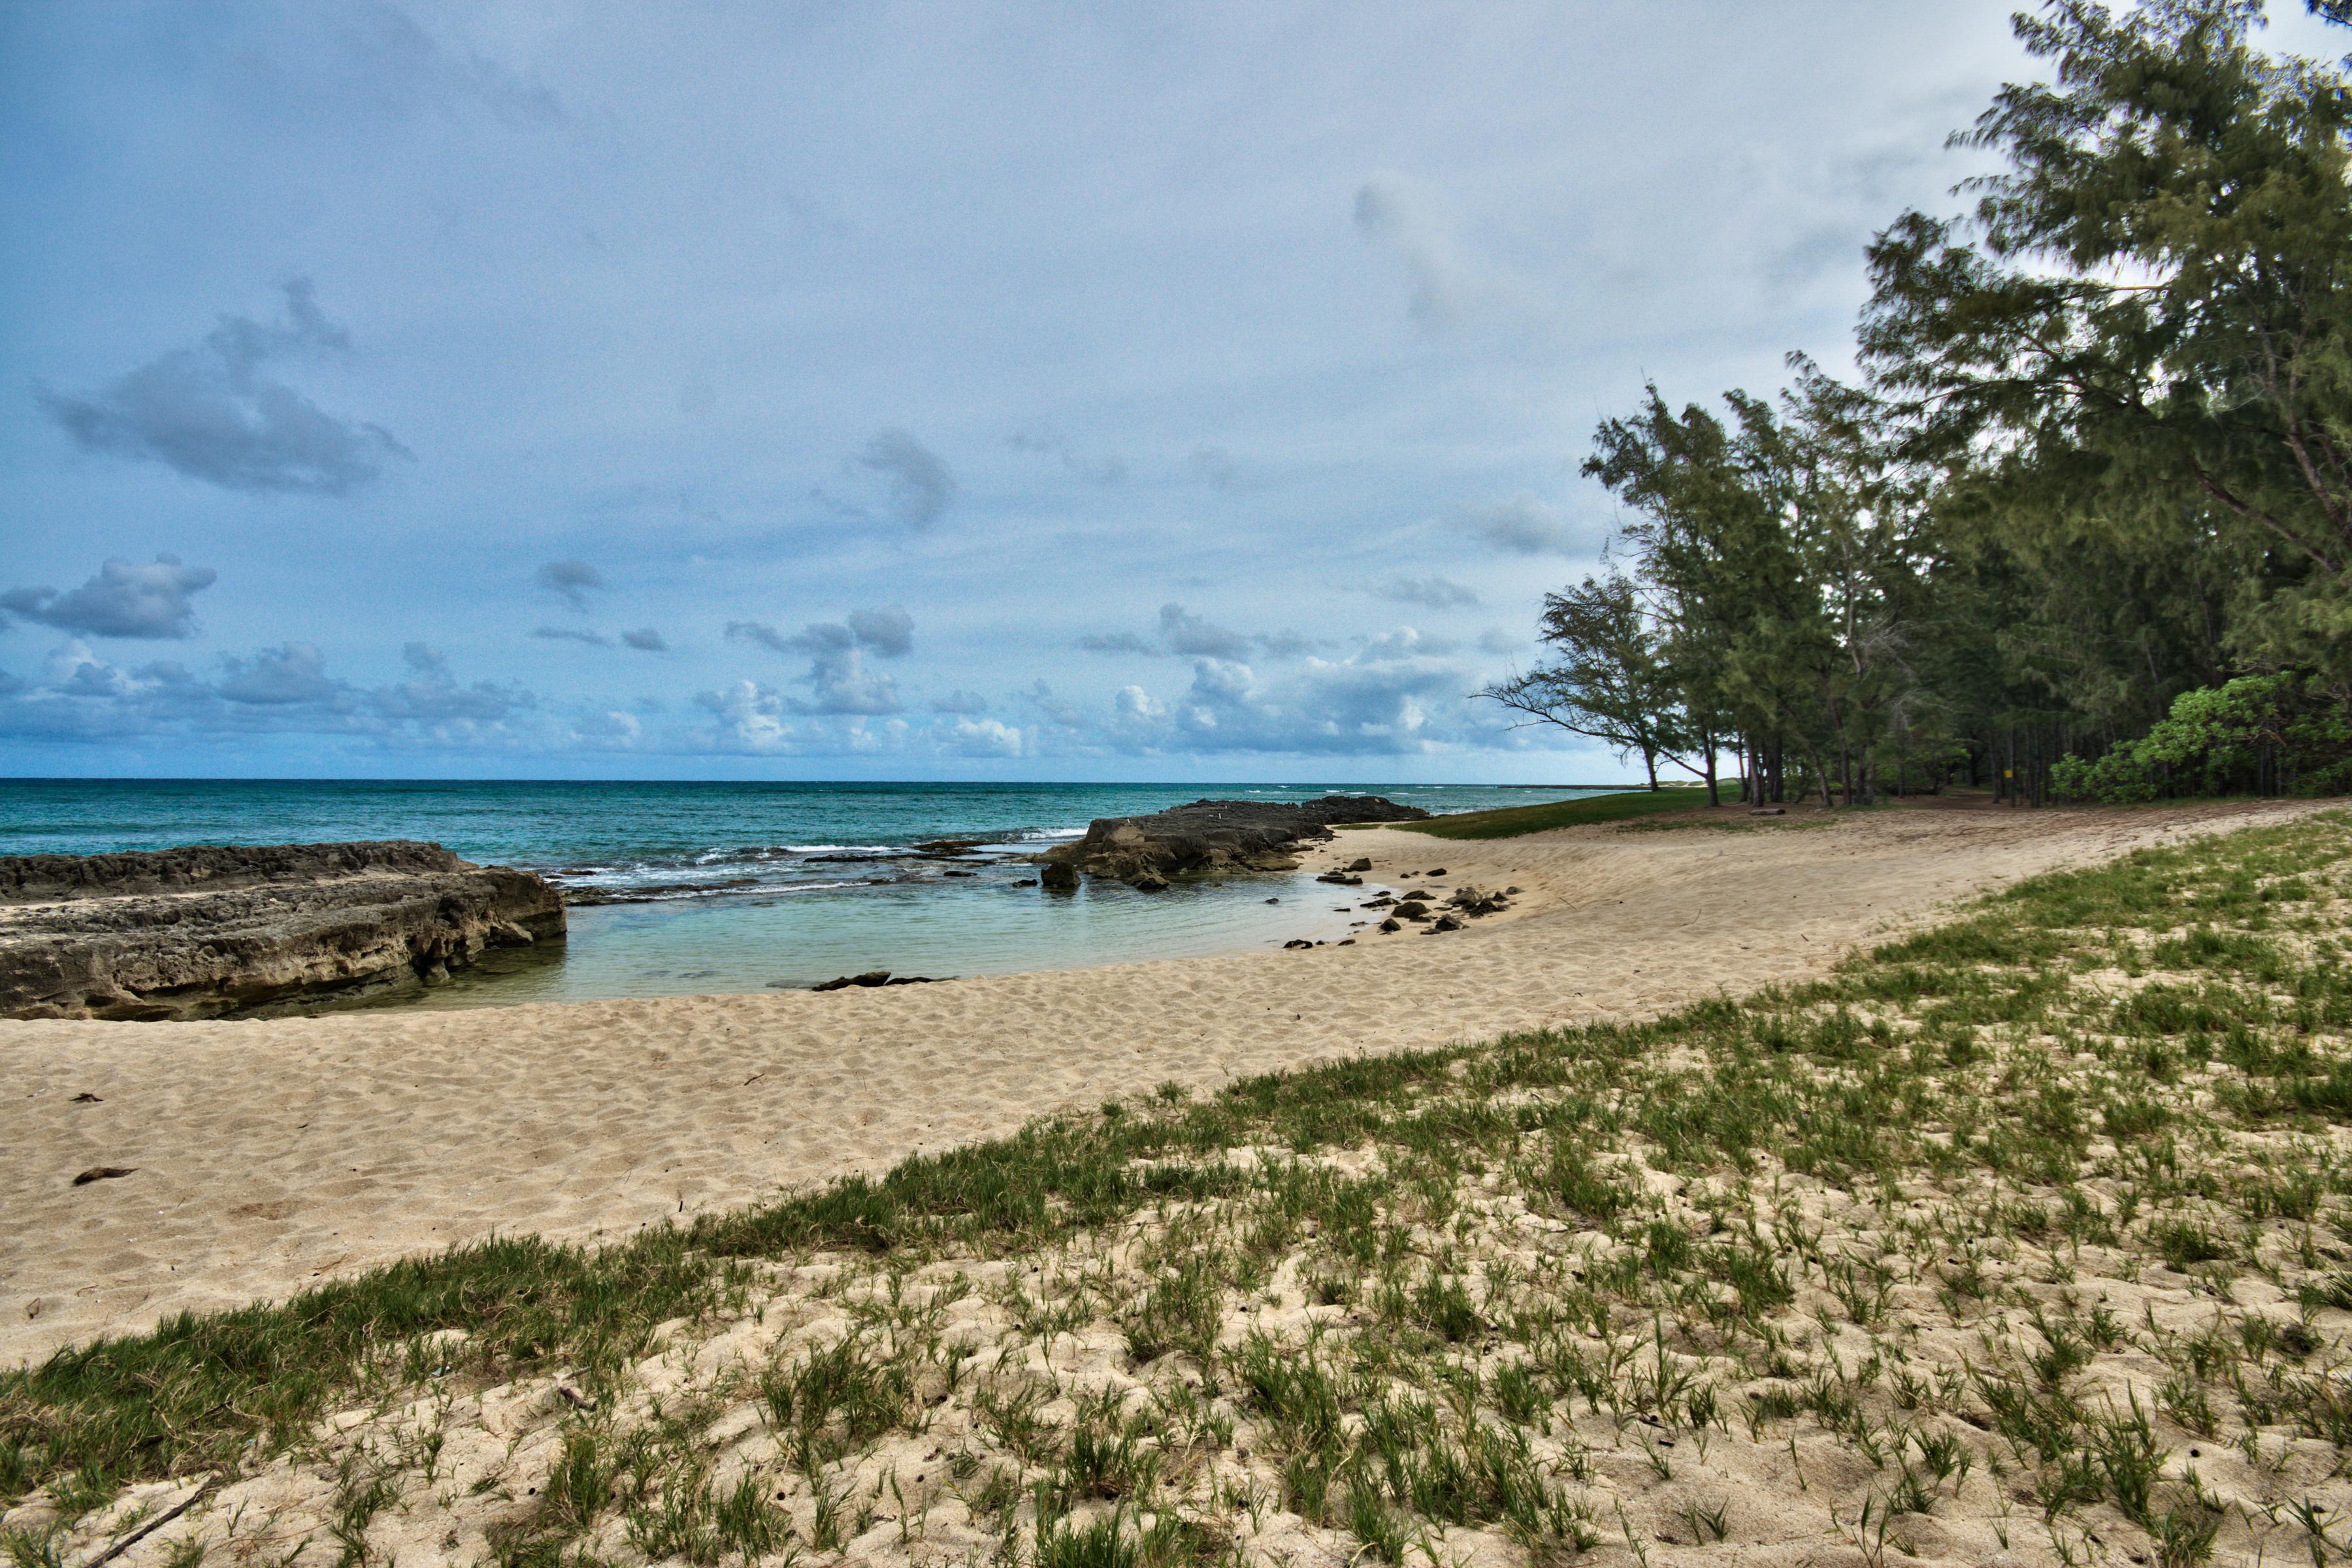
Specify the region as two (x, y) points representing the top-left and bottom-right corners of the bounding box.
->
(8, 2), (2327, 781)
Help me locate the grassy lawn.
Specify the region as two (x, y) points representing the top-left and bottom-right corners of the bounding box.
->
(7, 811), (2352, 1568)
(1381, 784), (1728, 840)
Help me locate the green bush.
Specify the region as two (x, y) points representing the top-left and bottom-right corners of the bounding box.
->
(2051, 675), (2352, 803)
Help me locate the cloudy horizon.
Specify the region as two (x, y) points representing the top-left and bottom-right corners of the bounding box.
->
(10, 2), (2330, 781)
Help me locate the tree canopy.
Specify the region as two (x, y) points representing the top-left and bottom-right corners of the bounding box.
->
(1493, 0), (2352, 806)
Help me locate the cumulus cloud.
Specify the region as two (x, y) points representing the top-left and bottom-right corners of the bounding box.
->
(1088, 617), (1528, 758)
(48, 642), (138, 699)
(0, 644), (195, 740)
(532, 625), (612, 647)
(692, 679), (791, 752)
(1451, 494), (1584, 555)
(727, 608), (912, 715)
(215, 642), (341, 706)
(1355, 627), (1461, 661)
(1154, 604), (1253, 661)
(0, 634), (555, 749)
(722, 620), (791, 655)
(39, 280), (411, 495)
(857, 430), (956, 528)
(1162, 654), (1447, 755)
(376, 642), (532, 723)
(1075, 604), (1314, 661)
(1375, 574), (1480, 610)
(795, 647), (899, 713)
(536, 559), (604, 608)
(1, 555), (217, 638)
(621, 627), (667, 652)
(1026, 679), (1086, 730)
(946, 717), (1024, 757)
(845, 605), (913, 657)
(929, 689), (988, 714)
(1113, 685), (1161, 723)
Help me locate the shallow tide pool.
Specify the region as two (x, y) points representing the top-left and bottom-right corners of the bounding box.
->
(318, 862), (1388, 1011)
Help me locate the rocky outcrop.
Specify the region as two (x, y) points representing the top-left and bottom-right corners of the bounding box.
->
(809, 971), (943, 991)
(0, 841), (565, 1021)
(1039, 796), (1431, 887)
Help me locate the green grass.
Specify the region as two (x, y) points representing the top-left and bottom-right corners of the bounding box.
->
(8, 808), (2352, 1568)
(1384, 783), (1729, 839)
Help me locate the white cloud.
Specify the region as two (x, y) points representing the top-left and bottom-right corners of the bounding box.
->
(692, 679), (792, 752)
(1, 555), (217, 638)
(845, 604), (913, 657)
(947, 717), (1025, 756)
(216, 642), (340, 705)
(727, 608), (912, 714)
(39, 280), (410, 495)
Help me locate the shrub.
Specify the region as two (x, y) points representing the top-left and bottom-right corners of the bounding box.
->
(2051, 674), (2352, 803)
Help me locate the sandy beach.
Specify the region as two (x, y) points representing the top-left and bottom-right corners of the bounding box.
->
(1, 796), (2317, 1367)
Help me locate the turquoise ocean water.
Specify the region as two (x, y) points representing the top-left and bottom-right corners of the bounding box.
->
(1, 779), (1616, 1008)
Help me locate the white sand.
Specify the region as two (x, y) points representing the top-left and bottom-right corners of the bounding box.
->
(1, 796), (2315, 1367)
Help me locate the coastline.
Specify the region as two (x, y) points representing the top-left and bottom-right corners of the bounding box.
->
(1, 795), (2319, 1367)
(0, 781), (1570, 1014)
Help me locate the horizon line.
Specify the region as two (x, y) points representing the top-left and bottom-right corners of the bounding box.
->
(0, 775), (1653, 790)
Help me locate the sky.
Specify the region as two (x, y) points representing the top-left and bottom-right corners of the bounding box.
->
(5, 3), (2337, 782)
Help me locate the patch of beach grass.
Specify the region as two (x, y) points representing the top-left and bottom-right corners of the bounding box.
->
(8, 810), (2352, 1568)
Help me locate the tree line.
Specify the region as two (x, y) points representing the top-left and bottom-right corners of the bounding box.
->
(1488, 0), (2352, 806)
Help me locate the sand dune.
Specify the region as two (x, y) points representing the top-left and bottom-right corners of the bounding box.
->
(0, 796), (2314, 1367)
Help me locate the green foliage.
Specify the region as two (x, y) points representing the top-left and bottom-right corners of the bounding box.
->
(1481, 572), (1697, 791)
(2052, 674), (2352, 801)
(1517, 0), (2352, 800)
(1865, 0), (2352, 689)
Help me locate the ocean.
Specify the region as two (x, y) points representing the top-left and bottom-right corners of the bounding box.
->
(1, 779), (1618, 1007)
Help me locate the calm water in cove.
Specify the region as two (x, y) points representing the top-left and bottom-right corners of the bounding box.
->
(1, 779), (1617, 1007)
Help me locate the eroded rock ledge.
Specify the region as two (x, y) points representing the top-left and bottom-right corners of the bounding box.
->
(0, 841), (565, 1021)
(1039, 796), (1431, 888)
